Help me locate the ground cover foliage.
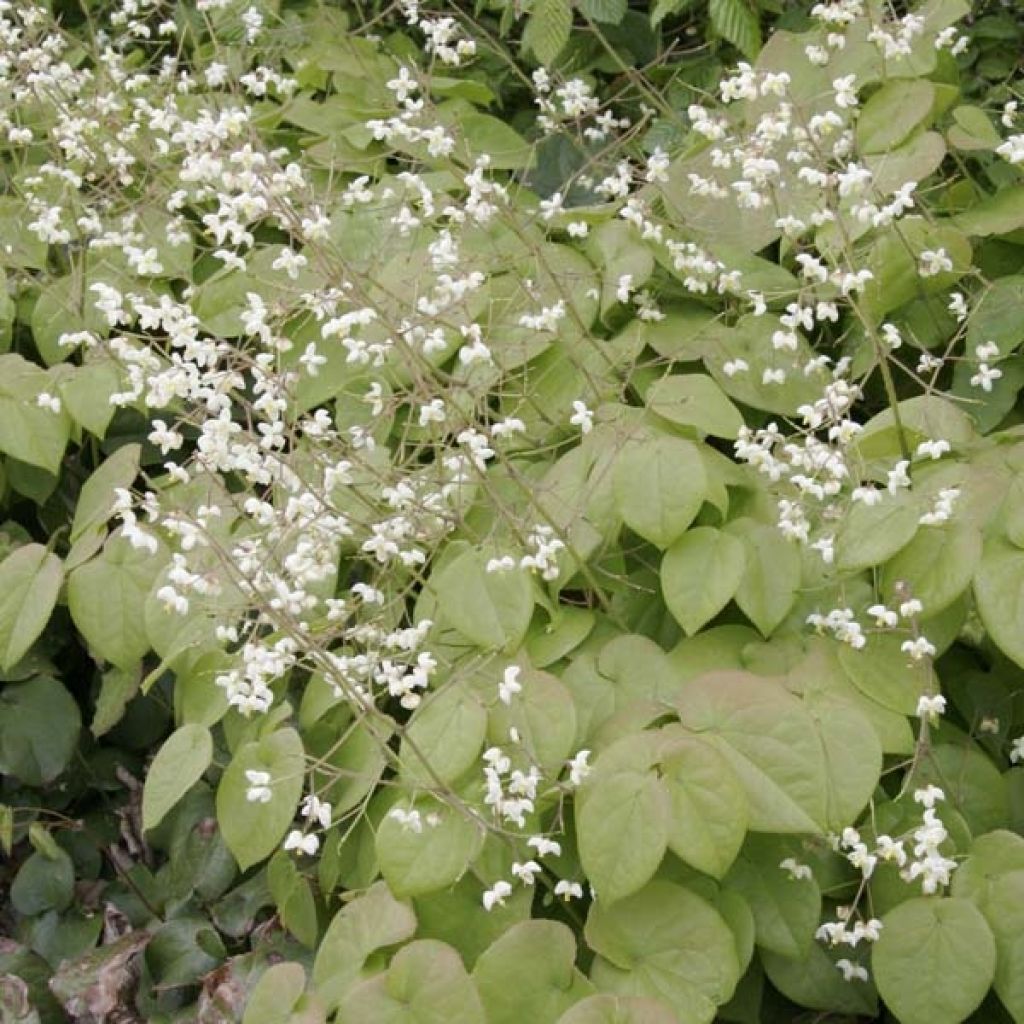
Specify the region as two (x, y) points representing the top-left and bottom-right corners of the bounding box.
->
(1, 0), (1024, 1020)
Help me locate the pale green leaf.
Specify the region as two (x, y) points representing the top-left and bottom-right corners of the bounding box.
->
(376, 800), (483, 897)
(612, 434), (706, 549)
(585, 881), (740, 1018)
(661, 528), (746, 635)
(723, 838), (821, 959)
(525, 0), (572, 66)
(337, 940), (485, 1024)
(673, 672), (826, 833)
(216, 728), (305, 871)
(709, 0), (761, 59)
(881, 521), (981, 615)
(577, 770), (670, 904)
(68, 533), (163, 669)
(473, 920), (593, 1024)
(142, 723), (213, 831)
(0, 543), (63, 670)
(857, 80), (935, 153)
(313, 882), (417, 1011)
(873, 897), (995, 1024)
(647, 375), (744, 440)
(658, 732), (748, 879)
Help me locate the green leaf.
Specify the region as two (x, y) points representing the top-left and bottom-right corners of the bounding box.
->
(857, 80), (935, 153)
(376, 799), (483, 897)
(525, 0), (572, 66)
(726, 520), (800, 637)
(30, 274), (109, 367)
(0, 544), (62, 670)
(473, 920), (593, 1024)
(838, 632), (925, 715)
(0, 676), (80, 785)
(612, 435), (706, 549)
(952, 188), (1024, 236)
(312, 882), (417, 1011)
(414, 873), (534, 969)
(658, 732), (748, 879)
(967, 275), (1024, 353)
(579, 0), (627, 24)
(948, 105), (1001, 151)
(673, 672), (826, 833)
(242, 962), (307, 1024)
(70, 443), (140, 544)
(723, 838), (821, 959)
(429, 548), (533, 650)
(708, 0), (761, 59)
(953, 831), (1024, 907)
(761, 942), (878, 1017)
(91, 665), (141, 737)
(881, 521), (981, 615)
(914, 742), (1008, 837)
(337, 940), (486, 1024)
(0, 355), (70, 473)
(57, 359), (121, 438)
(646, 375), (744, 439)
(974, 536), (1024, 668)
(68, 533), (162, 669)
(835, 496), (919, 572)
(487, 667), (577, 777)
(217, 727), (305, 871)
(400, 683), (487, 786)
(142, 724), (213, 831)
(873, 897), (996, 1024)
(11, 847), (75, 916)
(557, 995), (678, 1024)
(805, 693), (882, 830)
(585, 880), (740, 1019)
(268, 853), (319, 948)
(976, 870), (1024, 1022)
(577, 770), (670, 905)
(661, 528), (746, 635)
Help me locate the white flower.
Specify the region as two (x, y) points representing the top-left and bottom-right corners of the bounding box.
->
(482, 880), (512, 911)
(867, 604), (898, 628)
(499, 665), (523, 705)
(389, 807), (424, 833)
(567, 750), (591, 787)
(554, 879), (583, 901)
(835, 959), (869, 983)
(899, 598), (923, 619)
(903, 637), (937, 662)
(975, 341), (1000, 362)
(886, 460), (911, 494)
(245, 769), (272, 803)
(918, 248), (953, 277)
(723, 359), (749, 377)
(880, 323), (902, 349)
(36, 392), (62, 414)
(527, 836), (562, 858)
(1011, 737), (1024, 764)
(512, 860), (542, 885)
(301, 794), (332, 828)
(970, 363), (1003, 392)
(570, 400), (593, 435)
(283, 830), (319, 856)
(948, 292), (968, 321)
(913, 784), (945, 809)
(780, 857), (813, 881)
(917, 696), (946, 720)
(915, 439), (950, 460)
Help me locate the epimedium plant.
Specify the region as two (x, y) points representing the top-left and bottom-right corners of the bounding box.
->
(2, 0), (1024, 1022)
